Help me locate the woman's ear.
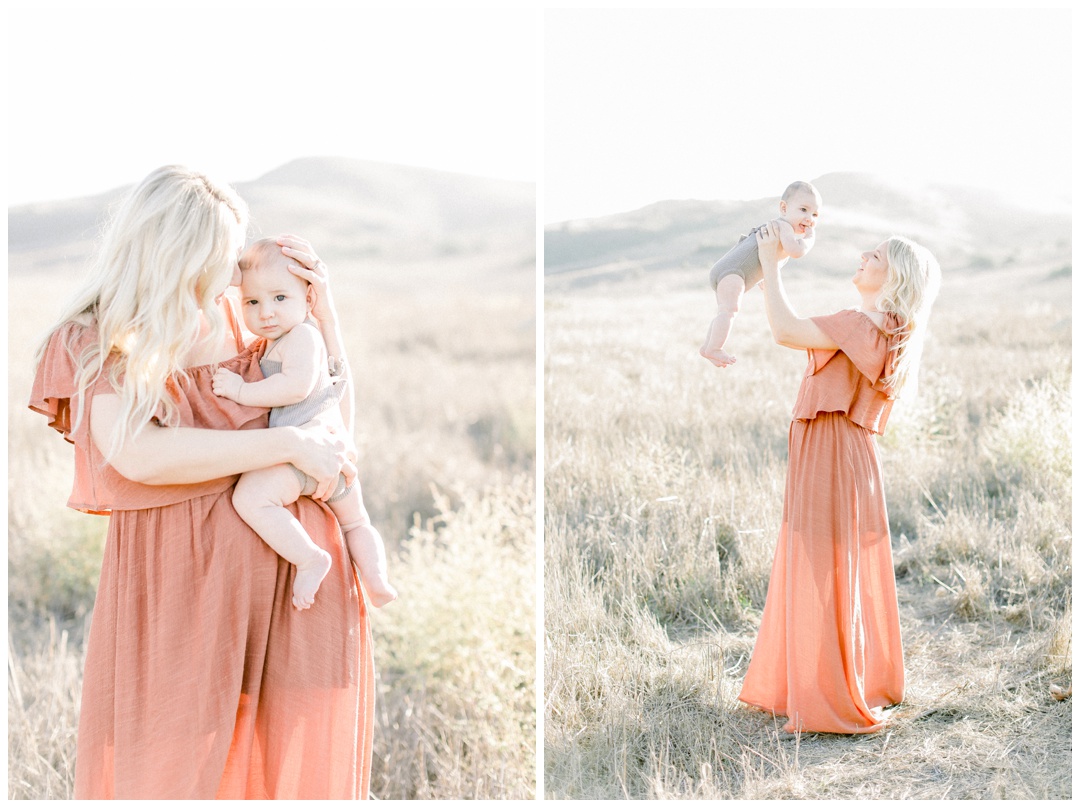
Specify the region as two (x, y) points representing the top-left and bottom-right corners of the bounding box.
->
(306, 284), (316, 312)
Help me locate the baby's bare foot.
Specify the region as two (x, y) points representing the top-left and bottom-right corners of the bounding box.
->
(364, 578), (398, 608)
(699, 345), (737, 367)
(292, 549), (333, 610)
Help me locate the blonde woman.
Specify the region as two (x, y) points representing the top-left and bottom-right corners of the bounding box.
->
(738, 222), (940, 734)
(29, 166), (375, 797)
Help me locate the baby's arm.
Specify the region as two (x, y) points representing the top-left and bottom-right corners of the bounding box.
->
(213, 323), (323, 407)
(775, 219), (816, 259)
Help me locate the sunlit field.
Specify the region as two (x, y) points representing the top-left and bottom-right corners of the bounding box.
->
(8, 240), (536, 797)
(544, 257), (1071, 799)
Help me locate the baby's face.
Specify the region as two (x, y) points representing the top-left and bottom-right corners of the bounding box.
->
(237, 252), (312, 341)
(779, 190), (821, 236)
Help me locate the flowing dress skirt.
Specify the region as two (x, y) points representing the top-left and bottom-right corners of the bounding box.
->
(75, 492), (375, 798)
(738, 412), (904, 733)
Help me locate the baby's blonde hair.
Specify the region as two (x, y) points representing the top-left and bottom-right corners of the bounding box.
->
(239, 237), (286, 274)
(877, 236), (941, 400)
(35, 165), (248, 456)
(782, 180), (820, 203)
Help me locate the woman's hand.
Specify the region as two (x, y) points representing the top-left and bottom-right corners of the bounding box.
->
(288, 422), (357, 501)
(279, 234), (337, 325)
(756, 220), (782, 271)
(755, 220), (840, 352)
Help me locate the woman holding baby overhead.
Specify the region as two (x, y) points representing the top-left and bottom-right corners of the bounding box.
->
(737, 222), (940, 734)
(29, 166), (375, 797)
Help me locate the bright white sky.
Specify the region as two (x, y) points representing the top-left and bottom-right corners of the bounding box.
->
(545, 8), (1073, 223)
(6, 6), (538, 206)
(5, 7), (1073, 224)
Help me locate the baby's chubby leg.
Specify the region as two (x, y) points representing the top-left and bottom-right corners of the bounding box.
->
(232, 466), (333, 610)
(329, 488), (397, 608)
(700, 273), (746, 367)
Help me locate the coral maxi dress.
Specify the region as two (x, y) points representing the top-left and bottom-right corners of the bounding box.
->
(738, 309), (905, 734)
(29, 304), (375, 799)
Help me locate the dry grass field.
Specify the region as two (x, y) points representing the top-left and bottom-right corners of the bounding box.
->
(543, 246), (1071, 798)
(7, 160), (537, 799)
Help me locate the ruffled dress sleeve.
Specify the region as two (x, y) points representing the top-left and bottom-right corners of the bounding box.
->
(29, 321), (86, 443)
(808, 309), (888, 384)
(29, 318), (271, 514)
(29, 321), (112, 513)
(791, 309), (900, 434)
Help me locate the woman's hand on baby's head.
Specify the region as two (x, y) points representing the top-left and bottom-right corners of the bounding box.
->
(278, 234), (336, 324)
(212, 367), (244, 401)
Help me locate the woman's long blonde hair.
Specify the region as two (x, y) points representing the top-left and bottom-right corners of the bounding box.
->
(35, 165), (248, 456)
(876, 236), (941, 400)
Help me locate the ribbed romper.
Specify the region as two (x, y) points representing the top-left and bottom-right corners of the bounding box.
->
(260, 321), (351, 501)
(708, 224), (767, 290)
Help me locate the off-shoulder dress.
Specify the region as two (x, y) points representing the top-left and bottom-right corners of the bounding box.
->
(29, 304), (374, 798)
(738, 308), (906, 734)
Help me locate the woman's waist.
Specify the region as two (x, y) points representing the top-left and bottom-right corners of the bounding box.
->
(74, 471), (239, 514)
(792, 386), (891, 434)
(790, 406), (887, 436)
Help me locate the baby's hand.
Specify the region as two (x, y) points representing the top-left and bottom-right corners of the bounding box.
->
(212, 367), (244, 401)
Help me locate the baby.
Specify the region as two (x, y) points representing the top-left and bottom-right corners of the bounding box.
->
(212, 238), (397, 610)
(700, 181), (822, 367)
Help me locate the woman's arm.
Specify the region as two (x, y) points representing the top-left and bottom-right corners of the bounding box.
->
(757, 222), (838, 351)
(279, 235), (355, 433)
(90, 392), (355, 500)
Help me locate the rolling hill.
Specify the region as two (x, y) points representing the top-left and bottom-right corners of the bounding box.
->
(544, 173), (1071, 288)
(8, 156), (536, 291)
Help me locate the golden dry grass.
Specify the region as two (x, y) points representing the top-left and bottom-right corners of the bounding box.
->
(7, 250), (536, 798)
(544, 259), (1071, 799)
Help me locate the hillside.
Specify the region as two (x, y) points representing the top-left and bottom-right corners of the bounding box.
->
(8, 157), (536, 292)
(544, 173), (1070, 288)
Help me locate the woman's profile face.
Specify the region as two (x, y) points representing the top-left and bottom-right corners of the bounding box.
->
(209, 242), (244, 303)
(854, 240), (890, 293)
(207, 247), (244, 305)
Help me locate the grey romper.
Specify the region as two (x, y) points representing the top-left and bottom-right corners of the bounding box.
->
(709, 224), (766, 291)
(260, 322), (352, 502)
